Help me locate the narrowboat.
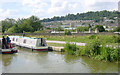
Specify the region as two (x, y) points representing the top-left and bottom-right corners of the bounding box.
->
(0, 38), (18, 54)
(9, 36), (48, 51)
(1, 47), (18, 54)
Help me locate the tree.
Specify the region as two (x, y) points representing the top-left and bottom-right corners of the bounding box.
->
(88, 24), (92, 28)
(94, 25), (105, 32)
(18, 21), (33, 32)
(1, 18), (16, 33)
(41, 10), (118, 22)
(114, 27), (120, 32)
(56, 26), (64, 31)
(28, 15), (43, 31)
(3, 15), (43, 33)
(77, 27), (89, 32)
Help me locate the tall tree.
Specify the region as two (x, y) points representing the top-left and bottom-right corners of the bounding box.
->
(1, 18), (16, 33)
(28, 15), (43, 31)
(94, 25), (105, 32)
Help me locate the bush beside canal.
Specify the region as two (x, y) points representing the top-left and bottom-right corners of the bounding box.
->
(64, 43), (78, 55)
(64, 39), (119, 62)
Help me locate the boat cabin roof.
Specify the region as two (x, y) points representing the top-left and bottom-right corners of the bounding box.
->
(9, 36), (45, 39)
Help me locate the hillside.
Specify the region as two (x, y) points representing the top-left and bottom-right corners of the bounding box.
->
(42, 10), (118, 22)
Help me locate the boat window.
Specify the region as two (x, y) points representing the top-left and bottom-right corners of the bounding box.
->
(23, 39), (26, 43)
(41, 38), (47, 46)
(13, 38), (14, 41)
(16, 38), (18, 42)
(41, 38), (44, 46)
(38, 43), (41, 47)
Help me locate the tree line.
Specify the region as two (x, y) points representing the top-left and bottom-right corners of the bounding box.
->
(1, 16), (43, 33)
(1, 10), (120, 33)
(42, 10), (118, 22)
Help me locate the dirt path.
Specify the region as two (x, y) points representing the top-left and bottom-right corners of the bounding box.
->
(46, 40), (86, 46)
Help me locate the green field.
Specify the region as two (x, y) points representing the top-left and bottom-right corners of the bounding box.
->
(0, 35), (2, 38)
(26, 34), (119, 46)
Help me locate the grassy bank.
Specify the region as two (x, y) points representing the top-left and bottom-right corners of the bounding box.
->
(46, 34), (119, 62)
(45, 34), (119, 62)
(63, 39), (119, 62)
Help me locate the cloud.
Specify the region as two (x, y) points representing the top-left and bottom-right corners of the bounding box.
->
(0, 9), (19, 20)
(0, 0), (119, 21)
(48, 0), (84, 16)
(0, 0), (22, 2)
(22, 0), (48, 9)
(48, 0), (69, 15)
(22, 0), (49, 19)
(91, 2), (118, 11)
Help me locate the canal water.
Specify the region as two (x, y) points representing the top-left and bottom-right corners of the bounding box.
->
(0, 47), (118, 73)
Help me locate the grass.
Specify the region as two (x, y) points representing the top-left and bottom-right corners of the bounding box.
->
(64, 40), (119, 62)
(47, 40), (119, 62)
(26, 34), (119, 48)
(26, 34), (119, 44)
(26, 35), (93, 43)
(0, 35), (2, 38)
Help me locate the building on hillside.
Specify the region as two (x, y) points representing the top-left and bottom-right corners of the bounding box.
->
(105, 28), (114, 31)
(89, 28), (92, 33)
(64, 27), (76, 30)
(95, 28), (99, 33)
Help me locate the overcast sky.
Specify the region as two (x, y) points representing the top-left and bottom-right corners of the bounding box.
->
(0, 0), (119, 21)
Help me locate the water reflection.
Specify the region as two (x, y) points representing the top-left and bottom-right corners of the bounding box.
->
(2, 54), (16, 67)
(1, 47), (118, 73)
(64, 54), (118, 73)
(64, 53), (81, 63)
(80, 56), (118, 73)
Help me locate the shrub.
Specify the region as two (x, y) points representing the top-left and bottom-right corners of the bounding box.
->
(64, 43), (78, 55)
(64, 30), (71, 35)
(89, 35), (96, 39)
(113, 35), (120, 43)
(75, 46), (86, 56)
(101, 45), (119, 62)
(85, 39), (101, 56)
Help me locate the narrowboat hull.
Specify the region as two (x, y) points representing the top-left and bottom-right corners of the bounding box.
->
(2, 50), (18, 54)
(19, 45), (49, 51)
(1, 48), (18, 54)
(31, 46), (48, 51)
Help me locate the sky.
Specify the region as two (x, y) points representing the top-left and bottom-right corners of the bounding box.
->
(0, 0), (119, 21)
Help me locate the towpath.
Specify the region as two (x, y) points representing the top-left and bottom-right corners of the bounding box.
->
(46, 40), (86, 46)
(46, 40), (119, 48)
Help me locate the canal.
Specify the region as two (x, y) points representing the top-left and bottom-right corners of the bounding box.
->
(0, 47), (118, 73)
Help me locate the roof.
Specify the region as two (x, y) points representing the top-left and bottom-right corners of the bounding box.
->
(9, 36), (42, 39)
